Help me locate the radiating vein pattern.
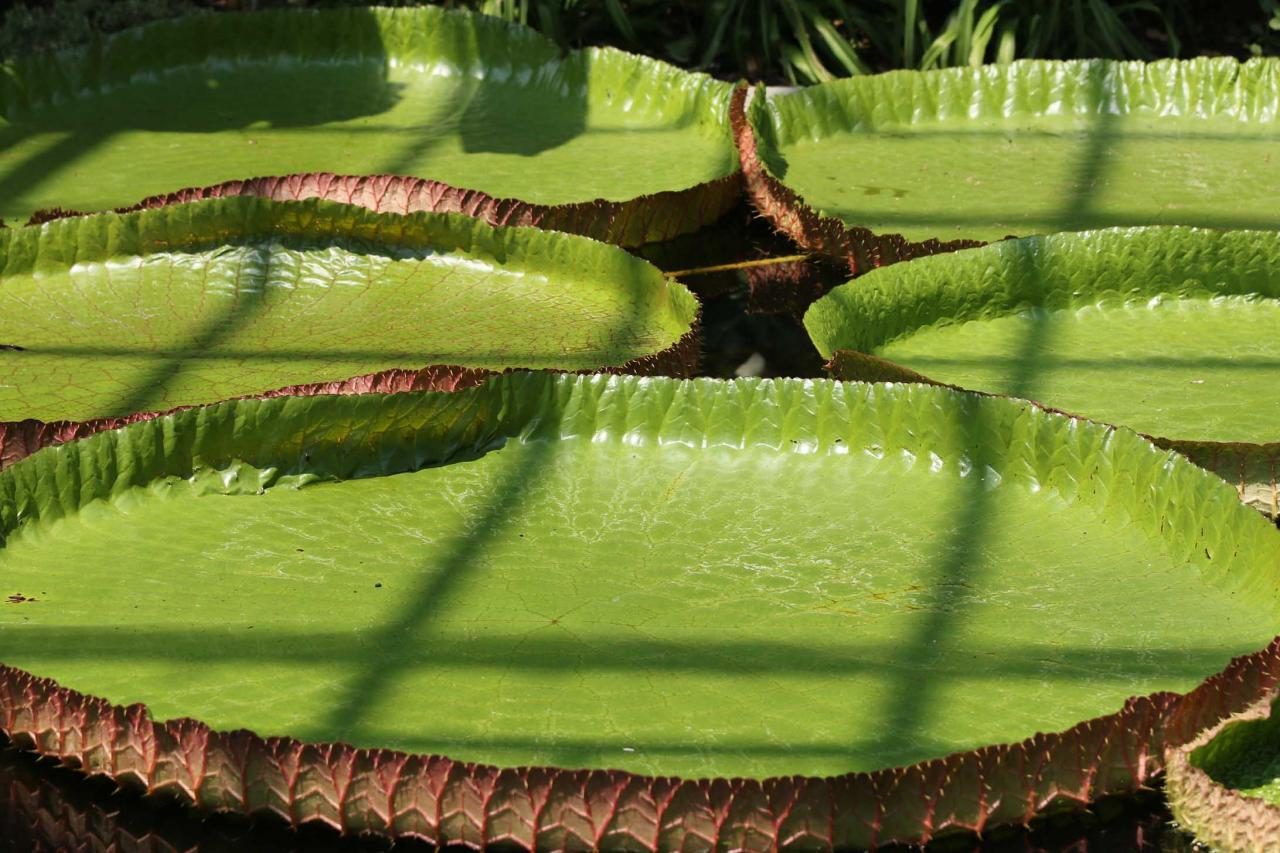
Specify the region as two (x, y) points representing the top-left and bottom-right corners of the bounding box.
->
(0, 375), (1276, 780)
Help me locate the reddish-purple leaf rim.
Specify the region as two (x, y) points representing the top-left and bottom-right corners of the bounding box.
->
(1165, 689), (1280, 853)
(22, 171), (744, 251)
(731, 86), (983, 280)
(1, 373), (1278, 848)
(2, 638), (1276, 848)
(0, 195), (703, 472)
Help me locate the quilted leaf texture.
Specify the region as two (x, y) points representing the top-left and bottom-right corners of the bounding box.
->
(809, 227), (1280, 517)
(0, 7), (740, 244)
(740, 58), (1280, 269)
(0, 197), (701, 469)
(0, 328), (704, 472)
(0, 364), (492, 473)
(0, 374), (1278, 848)
(1159, 440), (1280, 521)
(824, 353), (1280, 520)
(116, 176), (812, 311)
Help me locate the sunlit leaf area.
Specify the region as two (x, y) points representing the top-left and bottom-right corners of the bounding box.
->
(0, 2), (1277, 850)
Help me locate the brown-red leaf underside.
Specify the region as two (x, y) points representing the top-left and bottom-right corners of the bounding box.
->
(1164, 690), (1280, 853)
(2, 637), (1278, 849)
(24, 170), (743, 251)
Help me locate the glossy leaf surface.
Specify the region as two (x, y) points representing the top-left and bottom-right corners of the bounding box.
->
(0, 198), (697, 423)
(0, 7), (738, 242)
(749, 59), (1280, 249)
(806, 227), (1280, 445)
(1, 373), (1277, 786)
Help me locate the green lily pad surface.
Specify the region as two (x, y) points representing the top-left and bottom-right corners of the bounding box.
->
(806, 227), (1280, 444)
(751, 58), (1280, 245)
(1192, 695), (1280, 806)
(0, 7), (737, 240)
(1, 374), (1276, 783)
(0, 198), (697, 423)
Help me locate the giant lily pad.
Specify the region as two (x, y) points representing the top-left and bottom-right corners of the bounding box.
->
(806, 227), (1280, 515)
(736, 59), (1280, 273)
(0, 197), (698, 469)
(1, 373), (1278, 847)
(0, 6), (740, 245)
(1165, 689), (1280, 853)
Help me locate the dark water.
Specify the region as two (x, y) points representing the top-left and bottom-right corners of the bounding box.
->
(0, 742), (1201, 852)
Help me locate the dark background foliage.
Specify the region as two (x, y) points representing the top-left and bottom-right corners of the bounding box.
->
(2, 0), (1279, 81)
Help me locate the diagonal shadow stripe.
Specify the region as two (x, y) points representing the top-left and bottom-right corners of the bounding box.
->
(318, 436), (558, 743)
(100, 247), (279, 419)
(848, 75), (1120, 760)
(0, 131), (110, 222)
